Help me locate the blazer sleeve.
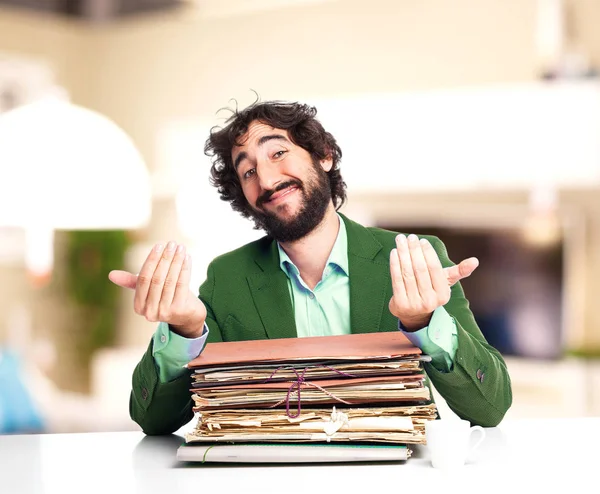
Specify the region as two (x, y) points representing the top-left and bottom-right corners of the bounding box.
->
(129, 262), (223, 435)
(424, 235), (513, 427)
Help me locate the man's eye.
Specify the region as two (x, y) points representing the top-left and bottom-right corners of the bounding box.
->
(273, 150), (286, 159)
(243, 168), (256, 179)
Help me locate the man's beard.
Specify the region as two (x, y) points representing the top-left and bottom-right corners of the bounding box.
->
(248, 163), (332, 243)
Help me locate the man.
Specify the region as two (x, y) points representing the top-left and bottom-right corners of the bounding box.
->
(110, 101), (512, 435)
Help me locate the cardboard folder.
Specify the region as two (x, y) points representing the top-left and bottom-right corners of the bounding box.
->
(194, 374), (425, 392)
(187, 331), (422, 370)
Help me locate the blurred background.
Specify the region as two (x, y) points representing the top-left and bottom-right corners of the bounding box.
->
(0, 0), (599, 434)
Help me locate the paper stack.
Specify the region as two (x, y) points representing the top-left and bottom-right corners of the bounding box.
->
(181, 331), (437, 462)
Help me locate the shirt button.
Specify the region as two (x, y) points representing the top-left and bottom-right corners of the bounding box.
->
(141, 387), (149, 400)
(309, 293), (315, 300)
(160, 334), (167, 344)
(476, 369), (483, 381)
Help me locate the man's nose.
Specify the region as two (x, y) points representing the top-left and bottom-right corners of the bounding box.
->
(256, 159), (282, 191)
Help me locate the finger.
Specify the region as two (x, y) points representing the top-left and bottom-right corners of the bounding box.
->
(144, 241), (179, 318)
(419, 238), (446, 294)
(445, 257), (480, 286)
(389, 248), (408, 305)
(160, 244), (187, 309)
(395, 234), (419, 305)
(172, 252), (193, 306)
(108, 270), (137, 290)
(134, 243), (165, 314)
(407, 234), (434, 297)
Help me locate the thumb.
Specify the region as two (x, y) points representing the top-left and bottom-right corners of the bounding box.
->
(444, 257), (479, 286)
(108, 270), (138, 290)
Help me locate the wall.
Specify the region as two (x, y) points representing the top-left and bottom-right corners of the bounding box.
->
(81, 0), (538, 172)
(0, 9), (93, 102)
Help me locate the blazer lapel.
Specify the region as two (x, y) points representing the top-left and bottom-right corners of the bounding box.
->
(342, 215), (391, 334)
(247, 239), (297, 340)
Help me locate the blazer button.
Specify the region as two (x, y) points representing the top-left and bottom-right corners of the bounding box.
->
(141, 387), (149, 400)
(476, 369), (483, 380)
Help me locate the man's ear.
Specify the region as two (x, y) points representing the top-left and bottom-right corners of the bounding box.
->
(320, 156), (334, 173)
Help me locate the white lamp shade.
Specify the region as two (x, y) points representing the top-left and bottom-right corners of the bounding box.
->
(0, 97), (151, 230)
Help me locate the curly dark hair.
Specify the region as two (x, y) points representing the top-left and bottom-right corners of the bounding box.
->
(204, 100), (346, 221)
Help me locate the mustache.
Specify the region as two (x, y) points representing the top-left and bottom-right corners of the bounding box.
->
(256, 179), (303, 208)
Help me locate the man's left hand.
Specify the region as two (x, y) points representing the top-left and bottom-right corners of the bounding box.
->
(389, 234), (478, 331)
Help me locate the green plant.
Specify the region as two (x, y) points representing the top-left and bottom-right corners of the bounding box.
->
(565, 347), (600, 359)
(64, 230), (130, 367)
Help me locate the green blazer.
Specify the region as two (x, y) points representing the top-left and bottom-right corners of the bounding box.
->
(130, 215), (512, 435)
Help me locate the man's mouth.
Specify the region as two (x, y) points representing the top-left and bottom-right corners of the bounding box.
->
(264, 185), (299, 205)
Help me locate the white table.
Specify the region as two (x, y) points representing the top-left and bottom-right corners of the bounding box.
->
(1, 417), (598, 494)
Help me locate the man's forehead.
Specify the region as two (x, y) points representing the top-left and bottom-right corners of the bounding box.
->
(233, 122), (288, 150)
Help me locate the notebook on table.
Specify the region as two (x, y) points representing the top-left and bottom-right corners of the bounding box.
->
(176, 442), (411, 463)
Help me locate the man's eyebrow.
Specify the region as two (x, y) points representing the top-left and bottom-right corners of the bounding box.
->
(234, 151), (248, 170)
(257, 134), (290, 147)
(233, 134), (290, 170)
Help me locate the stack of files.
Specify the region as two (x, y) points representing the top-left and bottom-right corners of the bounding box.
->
(180, 331), (437, 462)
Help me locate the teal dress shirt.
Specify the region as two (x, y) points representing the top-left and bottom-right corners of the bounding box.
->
(276, 214), (350, 338)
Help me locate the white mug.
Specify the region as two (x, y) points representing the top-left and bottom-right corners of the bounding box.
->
(425, 418), (486, 469)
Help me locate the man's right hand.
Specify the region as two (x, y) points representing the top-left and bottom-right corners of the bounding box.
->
(108, 241), (207, 339)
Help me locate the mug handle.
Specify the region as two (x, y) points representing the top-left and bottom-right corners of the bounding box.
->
(468, 425), (486, 456)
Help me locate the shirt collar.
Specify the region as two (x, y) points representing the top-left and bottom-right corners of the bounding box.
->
(278, 214), (349, 278)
